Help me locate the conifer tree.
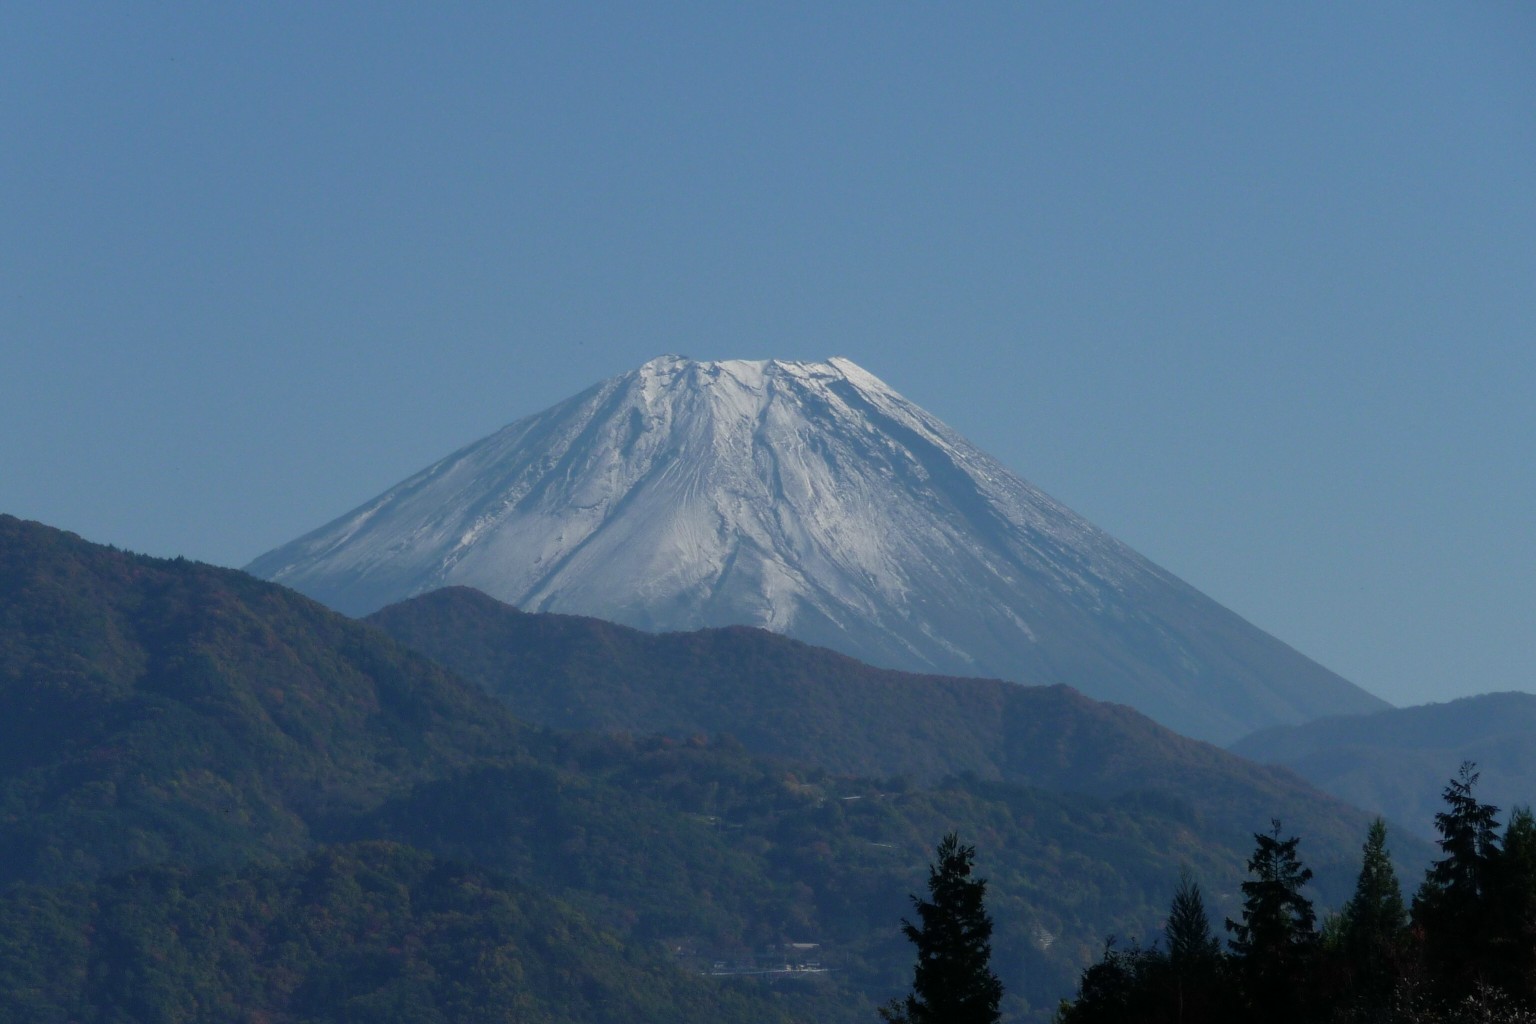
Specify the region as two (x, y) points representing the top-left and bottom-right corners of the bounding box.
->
(1167, 869), (1221, 964)
(1061, 872), (1235, 1024)
(1343, 819), (1406, 935)
(1414, 762), (1502, 995)
(1420, 762), (1502, 906)
(1338, 818), (1407, 1005)
(882, 832), (1002, 1024)
(1166, 869), (1229, 1024)
(1491, 806), (1536, 1001)
(1227, 819), (1316, 959)
(1227, 819), (1316, 1023)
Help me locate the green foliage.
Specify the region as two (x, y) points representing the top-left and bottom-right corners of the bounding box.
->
(370, 586), (1422, 900)
(1062, 766), (1536, 1024)
(1166, 870), (1221, 964)
(1225, 820), (1317, 1022)
(0, 843), (796, 1024)
(1226, 819), (1316, 959)
(1056, 872), (1233, 1024)
(1342, 819), (1407, 941)
(883, 833), (1002, 1024)
(0, 515), (1287, 1022)
(0, 517), (1479, 1023)
(0, 516), (522, 888)
(1495, 808), (1536, 998)
(350, 734), (1254, 1019)
(1337, 818), (1408, 1002)
(1424, 763), (1502, 903)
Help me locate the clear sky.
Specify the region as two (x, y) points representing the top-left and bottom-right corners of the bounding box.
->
(4, 3), (1533, 709)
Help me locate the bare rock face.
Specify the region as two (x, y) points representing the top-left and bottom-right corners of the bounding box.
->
(248, 355), (1385, 742)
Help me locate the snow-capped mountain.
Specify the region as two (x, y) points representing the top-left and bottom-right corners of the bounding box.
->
(247, 355), (1386, 742)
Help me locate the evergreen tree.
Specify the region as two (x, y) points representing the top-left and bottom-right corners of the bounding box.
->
(1342, 819), (1407, 937)
(1414, 762), (1502, 996)
(1226, 820), (1316, 1023)
(1491, 807), (1536, 1001)
(1227, 819), (1316, 958)
(1166, 870), (1221, 963)
(1055, 938), (1167, 1024)
(1421, 763), (1502, 905)
(1060, 873), (1234, 1024)
(1338, 818), (1407, 1008)
(882, 832), (1002, 1024)
(1165, 870), (1230, 1024)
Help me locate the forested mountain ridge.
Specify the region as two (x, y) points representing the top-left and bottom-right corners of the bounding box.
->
(0, 514), (523, 886)
(0, 515), (811, 1022)
(367, 585), (1424, 881)
(0, 842), (801, 1024)
(0, 515), (1422, 1021)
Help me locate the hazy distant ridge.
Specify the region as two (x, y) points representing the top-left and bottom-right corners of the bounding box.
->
(1231, 692), (1536, 839)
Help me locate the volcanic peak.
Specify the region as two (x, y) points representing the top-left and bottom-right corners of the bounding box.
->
(247, 354), (1387, 742)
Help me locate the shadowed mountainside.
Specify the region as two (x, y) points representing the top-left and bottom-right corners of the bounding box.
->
(0, 515), (521, 886)
(367, 585), (1425, 877)
(0, 842), (800, 1024)
(0, 515), (1425, 1021)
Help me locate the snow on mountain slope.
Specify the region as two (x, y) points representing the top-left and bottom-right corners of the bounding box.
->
(247, 355), (1387, 742)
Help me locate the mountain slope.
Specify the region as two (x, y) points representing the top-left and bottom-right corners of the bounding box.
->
(1230, 692), (1536, 840)
(250, 356), (1383, 742)
(0, 514), (522, 886)
(0, 515), (820, 1021)
(0, 843), (798, 1024)
(366, 586), (1424, 877)
(1, 515), (1415, 1021)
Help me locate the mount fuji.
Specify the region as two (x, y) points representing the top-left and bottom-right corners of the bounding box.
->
(247, 355), (1385, 742)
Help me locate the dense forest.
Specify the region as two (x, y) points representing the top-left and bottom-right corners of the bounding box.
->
(1059, 764), (1536, 1023)
(368, 586), (1413, 883)
(0, 842), (803, 1024)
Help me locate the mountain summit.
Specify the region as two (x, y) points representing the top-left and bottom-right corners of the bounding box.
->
(248, 355), (1384, 741)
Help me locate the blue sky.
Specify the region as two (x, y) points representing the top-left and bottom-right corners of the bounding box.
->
(4, 3), (1533, 708)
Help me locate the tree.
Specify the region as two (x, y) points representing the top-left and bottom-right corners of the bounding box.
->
(881, 832), (1002, 1024)
(1342, 819), (1407, 938)
(1166, 870), (1221, 964)
(1490, 807), (1536, 1001)
(1059, 872), (1234, 1024)
(1421, 763), (1502, 906)
(1226, 820), (1316, 1022)
(1165, 870), (1230, 1024)
(1337, 818), (1407, 1008)
(1227, 819), (1316, 959)
(1414, 762), (1502, 996)
(1055, 938), (1166, 1024)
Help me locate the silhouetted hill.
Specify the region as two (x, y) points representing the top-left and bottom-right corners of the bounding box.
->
(367, 586), (1427, 878)
(1231, 692), (1536, 840)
